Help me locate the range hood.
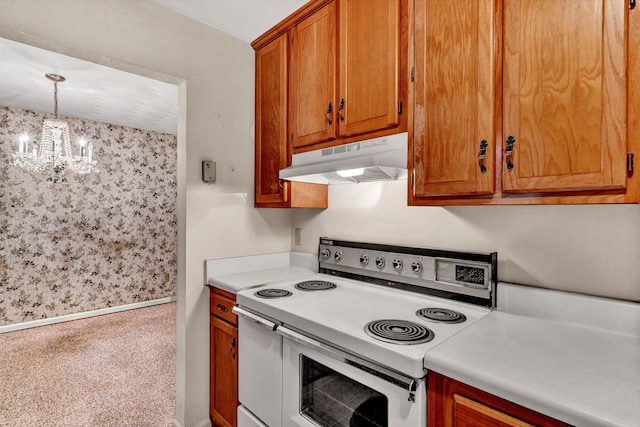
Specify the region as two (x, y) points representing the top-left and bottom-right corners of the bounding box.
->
(279, 132), (408, 184)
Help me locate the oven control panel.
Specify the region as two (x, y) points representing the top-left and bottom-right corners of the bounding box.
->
(318, 238), (497, 307)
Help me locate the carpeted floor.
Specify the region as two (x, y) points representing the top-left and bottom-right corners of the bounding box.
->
(0, 302), (176, 427)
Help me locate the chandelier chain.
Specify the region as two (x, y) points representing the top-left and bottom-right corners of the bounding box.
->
(53, 81), (59, 118)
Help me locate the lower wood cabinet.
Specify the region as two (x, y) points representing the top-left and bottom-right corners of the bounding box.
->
(427, 372), (570, 427)
(209, 287), (238, 427)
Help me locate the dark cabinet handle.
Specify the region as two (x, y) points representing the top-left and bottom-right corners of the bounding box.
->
(216, 304), (228, 313)
(326, 102), (333, 125)
(505, 135), (516, 171)
(230, 337), (236, 359)
(338, 98), (345, 122)
(278, 180), (284, 190)
(478, 140), (488, 174)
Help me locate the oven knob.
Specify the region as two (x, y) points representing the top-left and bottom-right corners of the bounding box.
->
(375, 256), (385, 269)
(360, 254), (369, 266)
(334, 251), (343, 262)
(392, 259), (403, 271)
(411, 261), (423, 274)
(320, 248), (331, 260)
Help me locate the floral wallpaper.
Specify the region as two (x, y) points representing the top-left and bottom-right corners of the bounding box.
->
(0, 106), (177, 326)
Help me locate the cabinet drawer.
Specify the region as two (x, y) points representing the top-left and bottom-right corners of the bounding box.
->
(210, 289), (237, 326)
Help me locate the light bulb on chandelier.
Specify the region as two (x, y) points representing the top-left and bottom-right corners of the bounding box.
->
(11, 73), (98, 183)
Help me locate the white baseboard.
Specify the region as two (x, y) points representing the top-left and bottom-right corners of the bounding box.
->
(0, 296), (177, 334)
(173, 418), (211, 427)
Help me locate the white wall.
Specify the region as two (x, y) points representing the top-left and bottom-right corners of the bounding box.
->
(0, 1), (291, 426)
(292, 180), (640, 302)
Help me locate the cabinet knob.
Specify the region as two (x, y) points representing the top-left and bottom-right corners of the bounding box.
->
(339, 98), (345, 122)
(326, 102), (333, 126)
(478, 140), (488, 174)
(505, 135), (516, 171)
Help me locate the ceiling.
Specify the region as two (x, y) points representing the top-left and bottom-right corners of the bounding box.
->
(0, 1), (305, 136)
(152, 0), (307, 43)
(0, 38), (179, 135)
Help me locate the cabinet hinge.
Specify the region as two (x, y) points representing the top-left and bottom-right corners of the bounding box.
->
(411, 171), (415, 187)
(628, 153), (635, 174)
(630, 0), (636, 10)
(398, 101), (403, 115)
(411, 66), (415, 82)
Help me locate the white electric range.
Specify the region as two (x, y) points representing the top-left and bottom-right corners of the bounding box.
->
(234, 238), (497, 427)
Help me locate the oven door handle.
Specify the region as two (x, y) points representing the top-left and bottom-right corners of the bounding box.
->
(232, 306), (277, 331)
(277, 325), (419, 402)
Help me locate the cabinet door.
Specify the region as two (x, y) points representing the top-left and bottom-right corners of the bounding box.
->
(502, 0), (627, 194)
(291, 1), (336, 149)
(412, 0), (498, 198)
(339, 0), (400, 137)
(428, 372), (571, 427)
(255, 33), (289, 205)
(210, 316), (238, 427)
(452, 394), (534, 427)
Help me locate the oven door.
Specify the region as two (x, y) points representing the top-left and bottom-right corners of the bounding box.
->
(279, 326), (426, 427)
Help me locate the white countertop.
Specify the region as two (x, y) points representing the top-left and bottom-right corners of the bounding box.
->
(426, 283), (640, 427)
(205, 252), (317, 294)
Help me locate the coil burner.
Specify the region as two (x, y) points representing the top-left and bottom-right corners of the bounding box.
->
(416, 308), (466, 324)
(254, 289), (292, 298)
(294, 280), (337, 291)
(364, 319), (434, 345)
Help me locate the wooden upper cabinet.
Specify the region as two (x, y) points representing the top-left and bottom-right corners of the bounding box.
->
(339, 0), (401, 137)
(502, 0), (628, 194)
(291, 2), (337, 149)
(412, 0), (498, 199)
(254, 32), (329, 208)
(411, 0), (637, 205)
(255, 33), (289, 206)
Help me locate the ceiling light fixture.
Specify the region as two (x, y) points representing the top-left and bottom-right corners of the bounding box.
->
(11, 73), (98, 183)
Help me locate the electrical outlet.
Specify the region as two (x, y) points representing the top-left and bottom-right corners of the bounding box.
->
(294, 228), (302, 246)
(162, 273), (170, 282)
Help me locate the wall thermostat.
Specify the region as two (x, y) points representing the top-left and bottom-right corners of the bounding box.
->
(202, 160), (216, 183)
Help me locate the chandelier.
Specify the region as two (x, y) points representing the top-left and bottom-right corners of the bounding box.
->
(11, 73), (98, 183)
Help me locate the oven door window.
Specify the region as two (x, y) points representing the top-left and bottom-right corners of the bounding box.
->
(301, 355), (388, 427)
